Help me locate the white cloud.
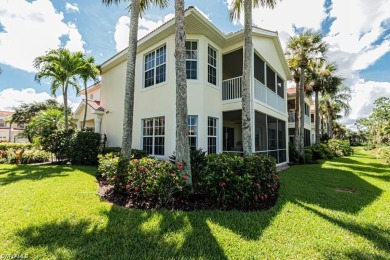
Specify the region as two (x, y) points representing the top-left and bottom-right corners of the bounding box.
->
(0, 0), (85, 73)
(65, 2), (79, 13)
(0, 88), (76, 111)
(114, 13), (175, 52)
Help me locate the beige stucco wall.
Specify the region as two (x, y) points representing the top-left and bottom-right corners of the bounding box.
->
(99, 31), (290, 161)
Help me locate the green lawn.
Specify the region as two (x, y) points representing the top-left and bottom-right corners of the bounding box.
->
(1, 147), (389, 259)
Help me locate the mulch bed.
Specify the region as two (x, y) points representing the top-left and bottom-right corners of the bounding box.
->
(97, 176), (279, 212)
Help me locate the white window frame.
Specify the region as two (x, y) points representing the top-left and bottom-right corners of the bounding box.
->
(207, 117), (218, 154)
(188, 115), (198, 150)
(186, 41), (198, 80)
(143, 45), (167, 88)
(207, 45), (217, 86)
(142, 116), (165, 156)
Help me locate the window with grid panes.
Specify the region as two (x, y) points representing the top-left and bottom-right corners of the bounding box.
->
(188, 115), (198, 150)
(142, 116), (165, 156)
(186, 41), (197, 79)
(207, 117), (218, 154)
(208, 46), (217, 85)
(144, 45), (166, 88)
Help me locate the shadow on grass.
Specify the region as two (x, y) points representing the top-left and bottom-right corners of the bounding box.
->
(296, 202), (390, 254)
(11, 150), (388, 258)
(0, 164), (97, 186)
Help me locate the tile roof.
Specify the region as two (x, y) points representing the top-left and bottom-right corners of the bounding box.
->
(287, 88), (296, 94)
(84, 100), (104, 112)
(0, 111), (14, 116)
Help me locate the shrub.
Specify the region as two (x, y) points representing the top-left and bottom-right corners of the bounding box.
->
(328, 139), (353, 157)
(0, 143), (32, 151)
(289, 143), (299, 163)
(198, 153), (278, 209)
(101, 147), (149, 159)
(98, 155), (188, 205)
(310, 143), (334, 161)
(69, 131), (102, 165)
(378, 147), (390, 165)
(19, 148), (50, 164)
(304, 148), (313, 162)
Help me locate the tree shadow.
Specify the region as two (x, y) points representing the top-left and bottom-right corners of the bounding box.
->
(296, 202), (390, 255)
(0, 164), (97, 186)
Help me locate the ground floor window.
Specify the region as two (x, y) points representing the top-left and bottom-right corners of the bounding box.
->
(188, 115), (198, 150)
(142, 116), (165, 156)
(254, 111), (287, 163)
(208, 117), (218, 154)
(304, 129), (311, 147)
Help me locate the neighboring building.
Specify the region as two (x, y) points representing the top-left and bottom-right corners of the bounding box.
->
(73, 82), (104, 133)
(0, 111), (28, 143)
(73, 7), (292, 165)
(286, 87), (312, 146)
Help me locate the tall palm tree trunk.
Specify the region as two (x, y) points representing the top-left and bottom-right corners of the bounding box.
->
(327, 103), (333, 139)
(299, 66), (305, 161)
(63, 82), (69, 131)
(315, 90), (320, 144)
(294, 79), (300, 151)
(121, 0), (139, 159)
(82, 81), (88, 130)
(175, 0), (192, 186)
(242, 0), (253, 156)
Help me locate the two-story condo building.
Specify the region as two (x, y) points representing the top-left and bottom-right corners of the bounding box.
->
(0, 111), (28, 143)
(73, 7), (292, 165)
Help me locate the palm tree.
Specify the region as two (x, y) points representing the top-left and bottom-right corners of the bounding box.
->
(285, 31), (327, 159)
(320, 84), (351, 139)
(34, 48), (84, 131)
(79, 56), (100, 130)
(230, 0), (278, 156)
(102, 0), (168, 160)
(286, 58), (301, 150)
(308, 62), (338, 144)
(174, 0), (192, 185)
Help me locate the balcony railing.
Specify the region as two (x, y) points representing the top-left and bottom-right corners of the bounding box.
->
(288, 111), (311, 125)
(222, 76), (242, 101)
(222, 77), (286, 114)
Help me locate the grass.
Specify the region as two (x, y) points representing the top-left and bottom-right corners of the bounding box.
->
(0, 147), (389, 259)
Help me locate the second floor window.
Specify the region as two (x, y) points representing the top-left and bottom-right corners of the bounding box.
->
(144, 45), (166, 88)
(0, 119), (5, 127)
(208, 46), (217, 85)
(186, 41), (197, 80)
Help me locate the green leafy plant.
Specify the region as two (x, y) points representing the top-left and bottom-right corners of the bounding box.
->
(98, 155), (188, 206)
(198, 153), (278, 209)
(69, 131), (102, 165)
(328, 139), (353, 157)
(18, 148), (50, 164)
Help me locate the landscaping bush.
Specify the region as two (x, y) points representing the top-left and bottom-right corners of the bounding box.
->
(69, 131), (102, 165)
(198, 153), (278, 209)
(101, 147), (149, 159)
(18, 148), (50, 164)
(378, 147), (390, 165)
(310, 143), (334, 161)
(0, 142), (32, 151)
(289, 143), (299, 163)
(304, 148), (313, 163)
(98, 155), (188, 205)
(328, 139), (353, 157)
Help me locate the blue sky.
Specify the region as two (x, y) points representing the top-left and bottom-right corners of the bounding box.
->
(0, 0), (389, 130)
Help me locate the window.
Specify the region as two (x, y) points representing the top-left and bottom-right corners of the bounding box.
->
(254, 54), (265, 84)
(207, 117), (218, 154)
(188, 116), (198, 150)
(186, 41), (197, 79)
(208, 46), (217, 85)
(89, 94), (93, 100)
(142, 116), (165, 156)
(277, 75), (284, 98)
(0, 119), (4, 127)
(266, 65), (276, 92)
(144, 45), (166, 88)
